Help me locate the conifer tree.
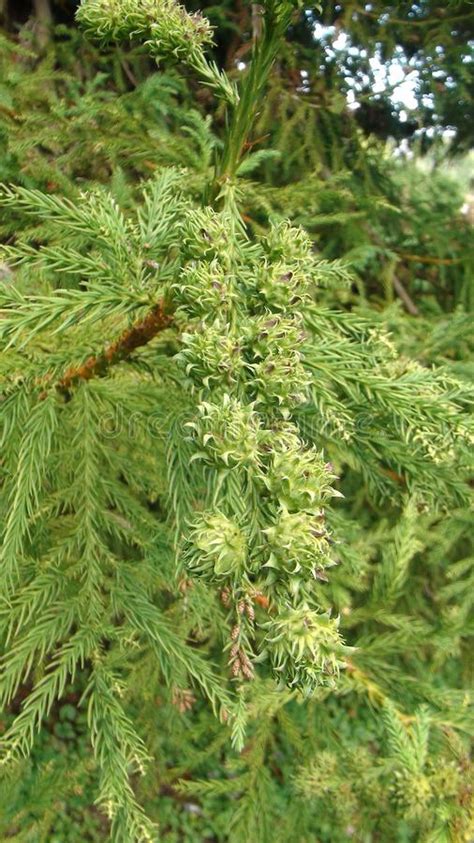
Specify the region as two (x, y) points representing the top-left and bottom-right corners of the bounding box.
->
(0, 1), (472, 841)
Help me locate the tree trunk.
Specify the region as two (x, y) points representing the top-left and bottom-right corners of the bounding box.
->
(33, 0), (53, 49)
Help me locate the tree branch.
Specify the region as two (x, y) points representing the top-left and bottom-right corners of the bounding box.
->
(49, 300), (173, 398)
(215, 2), (294, 186)
(392, 276), (419, 317)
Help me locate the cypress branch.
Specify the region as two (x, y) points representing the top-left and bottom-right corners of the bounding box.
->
(0, 2), (471, 840)
(55, 300), (173, 395)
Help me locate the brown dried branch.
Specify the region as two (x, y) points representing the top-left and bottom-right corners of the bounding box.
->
(50, 300), (173, 398)
(396, 251), (461, 266)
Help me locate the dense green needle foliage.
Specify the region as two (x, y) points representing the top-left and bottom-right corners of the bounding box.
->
(0, 1), (472, 841)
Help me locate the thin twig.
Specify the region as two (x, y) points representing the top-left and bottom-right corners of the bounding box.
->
(393, 275), (419, 316)
(353, 5), (472, 27)
(397, 251), (461, 266)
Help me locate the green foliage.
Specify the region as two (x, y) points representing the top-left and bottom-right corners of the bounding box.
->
(76, 0), (238, 105)
(0, 2), (472, 842)
(293, 703), (473, 842)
